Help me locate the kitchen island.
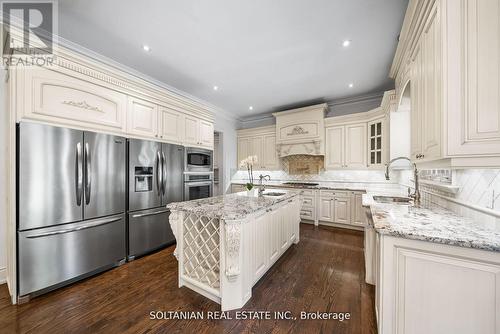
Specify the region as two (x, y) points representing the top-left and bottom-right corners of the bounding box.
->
(167, 190), (301, 311)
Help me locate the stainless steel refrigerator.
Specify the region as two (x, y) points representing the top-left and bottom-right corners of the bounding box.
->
(17, 122), (126, 299)
(127, 139), (184, 260)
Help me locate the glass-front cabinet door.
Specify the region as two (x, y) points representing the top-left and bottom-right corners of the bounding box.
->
(368, 119), (384, 167)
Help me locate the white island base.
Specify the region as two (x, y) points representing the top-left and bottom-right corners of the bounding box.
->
(168, 194), (301, 311)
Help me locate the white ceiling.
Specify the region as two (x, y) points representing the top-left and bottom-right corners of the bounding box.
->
(58, 0), (408, 119)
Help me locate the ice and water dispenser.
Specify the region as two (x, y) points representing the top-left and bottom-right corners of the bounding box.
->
(134, 166), (153, 192)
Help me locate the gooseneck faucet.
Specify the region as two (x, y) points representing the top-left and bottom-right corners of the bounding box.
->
(258, 174), (271, 197)
(385, 156), (421, 205)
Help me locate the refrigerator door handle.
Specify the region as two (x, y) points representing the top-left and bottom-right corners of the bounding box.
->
(162, 151), (167, 196)
(84, 142), (92, 205)
(25, 216), (122, 238)
(156, 151), (162, 195)
(131, 209), (169, 218)
(75, 142), (83, 206)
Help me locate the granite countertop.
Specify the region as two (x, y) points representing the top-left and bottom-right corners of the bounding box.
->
(362, 192), (500, 253)
(231, 180), (399, 192)
(167, 190), (300, 220)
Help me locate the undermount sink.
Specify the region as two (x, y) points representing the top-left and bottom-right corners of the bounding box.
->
(262, 192), (286, 197)
(373, 195), (413, 204)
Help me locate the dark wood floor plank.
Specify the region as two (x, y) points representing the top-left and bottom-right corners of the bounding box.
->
(0, 224), (377, 334)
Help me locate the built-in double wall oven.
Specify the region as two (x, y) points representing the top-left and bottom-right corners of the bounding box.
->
(184, 147), (213, 201)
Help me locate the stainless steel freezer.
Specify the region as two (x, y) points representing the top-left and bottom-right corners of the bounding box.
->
(127, 139), (184, 259)
(17, 122), (126, 298)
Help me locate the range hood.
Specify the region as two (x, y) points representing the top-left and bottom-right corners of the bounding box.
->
(272, 103), (328, 157)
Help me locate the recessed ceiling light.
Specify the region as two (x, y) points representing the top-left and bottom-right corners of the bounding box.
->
(249, 106), (254, 110)
(142, 45), (151, 52)
(342, 40), (351, 47)
(348, 83), (354, 88)
(213, 85), (218, 91)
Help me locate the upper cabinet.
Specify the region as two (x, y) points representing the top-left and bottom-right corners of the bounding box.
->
(391, 0), (500, 167)
(158, 106), (184, 143)
(184, 116), (214, 149)
(237, 126), (279, 170)
(18, 66), (127, 133)
(127, 97), (158, 138)
(11, 43), (215, 150)
(325, 106), (390, 170)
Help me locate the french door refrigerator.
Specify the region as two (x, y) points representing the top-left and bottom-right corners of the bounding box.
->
(17, 122), (126, 299)
(127, 139), (184, 260)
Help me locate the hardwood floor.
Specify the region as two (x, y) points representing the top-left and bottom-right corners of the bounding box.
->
(0, 224), (377, 334)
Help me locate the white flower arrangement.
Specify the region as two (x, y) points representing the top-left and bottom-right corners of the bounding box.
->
(239, 155), (258, 191)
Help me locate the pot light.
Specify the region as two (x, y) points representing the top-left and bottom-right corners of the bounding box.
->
(342, 40), (351, 47)
(142, 45), (151, 52)
(249, 106), (253, 110)
(348, 83), (354, 88)
(213, 85), (219, 91)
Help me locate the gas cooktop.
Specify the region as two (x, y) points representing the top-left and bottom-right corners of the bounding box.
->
(282, 182), (319, 186)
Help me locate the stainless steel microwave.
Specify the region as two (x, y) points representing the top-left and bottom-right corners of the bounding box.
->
(185, 147), (213, 172)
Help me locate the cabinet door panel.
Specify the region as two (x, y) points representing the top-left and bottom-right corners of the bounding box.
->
(159, 107), (183, 143)
(319, 197), (334, 222)
(127, 97), (158, 138)
(27, 67), (126, 131)
(262, 135), (279, 170)
(345, 123), (367, 168)
(250, 137), (263, 168)
(325, 127), (344, 169)
(237, 138), (251, 170)
(269, 210), (280, 263)
(184, 115), (199, 145)
(280, 205), (289, 251)
(351, 193), (366, 226)
(334, 196), (351, 225)
(422, 6), (442, 160)
(253, 214), (268, 282)
(447, 0), (500, 156)
(410, 45), (423, 160)
(199, 120), (214, 148)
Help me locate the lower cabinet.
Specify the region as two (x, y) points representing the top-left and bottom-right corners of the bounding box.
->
(318, 190), (365, 228)
(251, 199), (300, 284)
(377, 235), (500, 334)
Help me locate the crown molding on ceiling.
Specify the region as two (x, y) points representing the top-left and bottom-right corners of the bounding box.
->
(238, 90), (387, 127)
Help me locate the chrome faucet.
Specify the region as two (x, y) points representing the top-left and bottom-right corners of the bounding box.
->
(385, 156), (421, 205)
(258, 174), (271, 196)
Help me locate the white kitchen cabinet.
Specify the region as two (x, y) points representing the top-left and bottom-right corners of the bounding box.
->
(158, 106), (184, 143)
(319, 197), (334, 222)
(268, 209), (280, 263)
(184, 115), (214, 149)
(351, 192), (366, 227)
(127, 96), (158, 138)
(333, 196), (351, 225)
(21, 66), (127, 133)
(253, 212), (269, 283)
(236, 126), (279, 170)
(446, 0), (500, 158)
(345, 123), (367, 168)
(367, 119), (385, 167)
(262, 135), (279, 170)
(184, 115), (199, 146)
(392, 0), (500, 166)
(199, 120), (214, 148)
(279, 203), (291, 252)
(325, 126), (344, 169)
(377, 235), (500, 334)
(326, 123), (373, 169)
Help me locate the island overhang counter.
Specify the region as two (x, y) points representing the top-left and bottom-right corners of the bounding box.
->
(167, 190), (301, 311)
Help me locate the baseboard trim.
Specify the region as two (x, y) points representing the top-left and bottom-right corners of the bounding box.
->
(0, 267), (6, 285)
